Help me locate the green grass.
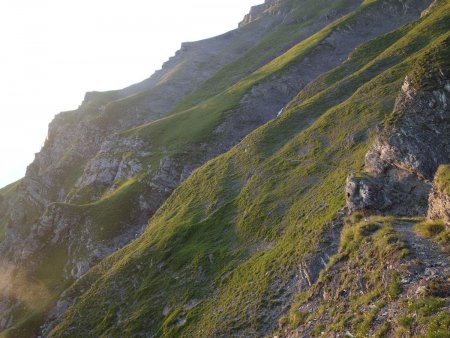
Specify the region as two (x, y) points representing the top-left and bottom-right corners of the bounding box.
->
(48, 3), (450, 335)
(0, 311), (46, 338)
(414, 220), (449, 252)
(0, 179), (22, 195)
(388, 271), (402, 300)
(171, 0), (358, 114)
(405, 297), (450, 337)
(0, 179), (23, 237)
(0, 181), (18, 237)
(286, 217), (407, 336)
(435, 164), (450, 195)
(398, 315), (414, 329)
(40, 0), (428, 253)
(283, 214), (449, 337)
(415, 220), (446, 238)
(3, 1), (449, 337)
(122, 0), (412, 155)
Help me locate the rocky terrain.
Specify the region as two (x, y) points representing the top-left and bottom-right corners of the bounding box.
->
(284, 36), (450, 337)
(0, 0), (449, 337)
(428, 165), (450, 225)
(346, 54), (450, 216)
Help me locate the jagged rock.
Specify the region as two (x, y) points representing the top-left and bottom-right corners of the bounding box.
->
(365, 74), (450, 180)
(428, 189), (450, 225)
(238, 0), (288, 28)
(151, 157), (182, 191)
(347, 61), (450, 216)
(421, 0), (439, 17)
(428, 165), (450, 225)
(346, 169), (432, 216)
(346, 174), (388, 213)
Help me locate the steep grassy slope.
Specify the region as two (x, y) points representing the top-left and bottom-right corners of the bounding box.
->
(170, 0), (361, 113)
(2, 0), (345, 239)
(284, 217), (449, 337)
(10, 0), (420, 288)
(435, 165), (450, 196)
(4, 1), (415, 336)
(47, 2), (450, 336)
(68, 0), (429, 230)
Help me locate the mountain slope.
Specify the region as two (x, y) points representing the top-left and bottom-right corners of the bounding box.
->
(40, 1), (449, 337)
(1, 1), (371, 334)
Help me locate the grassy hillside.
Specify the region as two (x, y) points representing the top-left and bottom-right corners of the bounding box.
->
(49, 1), (450, 336)
(0, 180), (21, 241)
(70, 0), (427, 221)
(435, 164), (450, 195)
(284, 216), (449, 337)
(170, 0), (360, 113)
(0, 2), (384, 337)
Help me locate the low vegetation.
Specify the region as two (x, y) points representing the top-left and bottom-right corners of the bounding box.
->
(1, 0), (449, 337)
(435, 164), (450, 196)
(49, 2), (450, 336)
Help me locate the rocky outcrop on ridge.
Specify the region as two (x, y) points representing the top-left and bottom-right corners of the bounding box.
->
(428, 165), (450, 225)
(239, 0), (290, 28)
(346, 54), (450, 216)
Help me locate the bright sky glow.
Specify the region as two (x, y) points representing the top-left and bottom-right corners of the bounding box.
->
(0, 0), (259, 188)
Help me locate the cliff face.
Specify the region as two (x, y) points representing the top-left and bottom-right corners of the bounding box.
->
(346, 48), (450, 216)
(238, 0), (290, 28)
(1, 0), (448, 337)
(428, 165), (450, 225)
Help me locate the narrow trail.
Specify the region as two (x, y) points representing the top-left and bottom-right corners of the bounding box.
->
(394, 221), (449, 276)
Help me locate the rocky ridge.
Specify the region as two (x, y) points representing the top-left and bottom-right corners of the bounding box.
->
(428, 165), (450, 225)
(239, 0), (290, 28)
(286, 25), (450, 337)
(346, 52), (450, 216)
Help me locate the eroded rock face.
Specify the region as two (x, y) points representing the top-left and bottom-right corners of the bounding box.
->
(428, 188), (450, 225)
(428, 167), (450, 225)
(365, 74), (450, 180)
(238, 0), (289, 28)
(347, 65), (450, 216)
(421, 0), (439, 17)
(69, 136), (145, 203)
(346, 174), (388, 213)
(346, 169), (431, 216)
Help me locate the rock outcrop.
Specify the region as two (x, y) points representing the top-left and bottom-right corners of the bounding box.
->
(347, 51), (450, 216)
(238, 0), (289, 28)
(428, 165), (450, 225)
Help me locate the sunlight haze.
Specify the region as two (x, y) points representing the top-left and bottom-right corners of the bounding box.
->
(0, 0), (259, 187)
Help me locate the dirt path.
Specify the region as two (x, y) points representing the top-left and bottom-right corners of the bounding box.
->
(394, 221), (449, 275)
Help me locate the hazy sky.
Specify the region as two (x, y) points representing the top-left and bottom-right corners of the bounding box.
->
(0, 0), (259, 188)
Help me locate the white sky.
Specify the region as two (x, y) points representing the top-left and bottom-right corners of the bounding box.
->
(0, 0), (259, 188)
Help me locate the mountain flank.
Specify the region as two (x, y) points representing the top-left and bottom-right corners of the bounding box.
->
(0, 0), (448, 337)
